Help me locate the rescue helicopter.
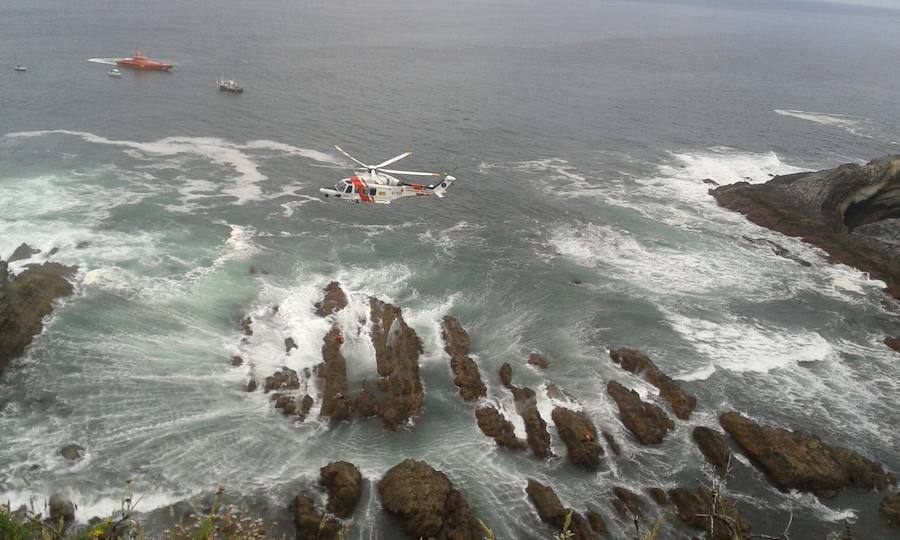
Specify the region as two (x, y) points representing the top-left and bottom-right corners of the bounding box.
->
(318, 145), (455, 204)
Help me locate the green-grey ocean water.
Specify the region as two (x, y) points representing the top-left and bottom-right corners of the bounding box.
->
(2, 0), (900, 537)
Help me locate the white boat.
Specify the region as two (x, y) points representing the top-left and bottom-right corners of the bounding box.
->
(217, 74), (243, 93)
(14, 65), (27, 72)
(108, 68), (122, 77)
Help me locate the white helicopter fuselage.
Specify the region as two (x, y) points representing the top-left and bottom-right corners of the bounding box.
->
(319, 171), (454, 204)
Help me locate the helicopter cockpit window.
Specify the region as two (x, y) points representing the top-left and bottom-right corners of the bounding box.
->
(344, 184), (353, 194)
(369, 188), (377, 196)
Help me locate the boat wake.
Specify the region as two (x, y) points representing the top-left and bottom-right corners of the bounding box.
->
(87, 58), (119, 66)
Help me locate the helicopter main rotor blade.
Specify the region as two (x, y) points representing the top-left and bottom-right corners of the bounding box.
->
(380, 169), (441, 177)
(334, 145), (369, 168)
(373, 152), (412, 170)
(309, 163), (360, 170)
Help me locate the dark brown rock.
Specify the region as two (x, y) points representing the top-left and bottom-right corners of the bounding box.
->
(264, 367), (300, 393)
(297, 395), (314, 420)
(450, 355), (486, 401)
(60, 444), (84, 462)
(612, 487), (644, 519)
(315, 281), (348, 317)
(693, 426), (732, 474)
(551, 407), (604, 470)
(379, 459), (480, 539)
(0, 262), (75, 372)
(8, 243), (40, 262)
(602, 431), (621, 456)
(528, 352), (549, 369)
(881, 493), (900, 528)
(475, 406), (527, 451)
(512, 386), (552, 458)
(610, 348), (697, 420)
(440, 315), (471, 357)
(240, 316), (253, 336)
(525, 480), (593, 540)
(647, 487), (668, 506)
(720, 411), (895, 496)
(246, 378), (258, 392)
(48, 493), (75, 526)
(669, 486), (751, 540)
(499, 362), (513, 388)
(230, 355), (243, 367)
(320, 461), (363, 518)
(273, 394), (297, 415)
(319, 326), (351, 422)
(606, 380), (674, 445)
(285, 337), (298, 353)
(585, 510), (608, 535)
(885, 336), (900, 354)
(292, 494), (342, 540)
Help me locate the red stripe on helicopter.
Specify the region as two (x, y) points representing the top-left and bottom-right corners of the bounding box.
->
(351, 176), (372, 203)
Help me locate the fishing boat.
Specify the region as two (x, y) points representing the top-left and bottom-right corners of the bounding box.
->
(108, 68), (122, 78)
(217, 75), (243, 93)
(117, 50), (172, 71)
(14, 65), (27, 72)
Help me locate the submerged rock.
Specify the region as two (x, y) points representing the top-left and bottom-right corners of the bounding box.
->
(315, 281), (348, 317)
(0, 261), (75, 372)
(379, 459), (480, 539)
(527, 352), (549, 369)
(230, 355), (244, 367)
(741, 235), (811, 266)
(585, 509), (608, 535)
(319, 461), (362, 518)
(475, 406), (527, 451)
(669, 486), (750, 540)
(602, 431), (621, 456)
(551, 407), (604, 470)
(647, 487), (668, 506)
(609, 348), (697, 420)
(525, 479), (594, 540)
(612, 487), (644, 520)
(240, 316), (253, 336)
(693, 426), (732, 474)
(881, 493), (900, 528)
(720, 412), (895, 496)
(712, 156), (900, 300)
(606, 380), (674, 445)
(60, 444), (84, 462)
(8, 243), (40, 262)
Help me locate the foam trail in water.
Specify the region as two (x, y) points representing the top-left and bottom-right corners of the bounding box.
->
(87, 58), (119, 66)
(774, 109), (874, 139)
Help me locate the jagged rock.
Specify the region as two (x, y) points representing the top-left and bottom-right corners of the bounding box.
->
(264, 367), (300, 393)
(551, 407), (604, 470)
(499, 362), (513, 388)
(606, 381), (674, 445)
(712, 156), (900, 300)
(368, 298), (424, 429)
(742, 235), (811, 266)
(511, 386), (552, 458)
(60, 444), (84, 462)
(319, 327), (351, 421)
(585, 510), (608, 535)
(886, 336), (900, 354)
(48, 493), (75, 526)
(292, 494), (342, 540)
(475, 406), (527, 450)
(610, 348), (697, 420)
(450, 355), (486, 401)
(525, 480), (593, 540)
(297, 395), (314, 420)
(612, 487), (644, 519)
(545, 383), (578, 404)
(273, 394), (297, 415)
(240, 316), (253, 336)
(528, 353), (549, 369)
(647, 487), (668, 506)
(693, 426), (732, 474)
(440, 315), (471, 357)
(315, 281), (348, 317)
(881, 493), (900, 528)
(8, 243), (40, 262)
(320, 461), (362, 518)
(669, 486), (751, 540)
(0, 262), (75, 372)
(285, 337), (298, 353)
(246, 378), (258, 392)
(379, 459), (480, 539)
(702, 178), (720, 186)
(720, 412), (895, 496)
(352, 383), (379, 418)
(230, 355), (243, 367)
(602, 431), (621, 456)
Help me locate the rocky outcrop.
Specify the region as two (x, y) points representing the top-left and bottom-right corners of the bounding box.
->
(609, 348), (696, 420)
(8, 243), (40, 262)
(720, 412), (895, 496)
(378, 459), (481, 539)
(442, 315), (486, 402)
(647, 488), (668, 506)
(525, 480), (594, 540)
(611, 487), (644, 520)
(511, 386), (553, 458)
(292, 494), (342, 540)
(712, 156), (900, 299)
(670, 486), (750, 540)
(881, 493), (900, 528)
(48, 493), (75, 527)
(585, 510), (608, 535)
(60, 444), (84, 462)
(319, 327), (351, 422)
(693, 426), (732, 474)
(319, 461), (362, 518)
(474, 406), (527, 451)
(528, 353), (549, 369)
(551, 407), (603, 470)
(606, 381), (674, 445)
(886, 336), (900, 354)
(742, 235), (811, 266)
(1, 261), (75, 372)
(285, 337), (298, 353)
(368, 298), (425, 429)
(315, 281), (348, 317)
(264, 367), (300, 393)
(499, 362), (513, 388)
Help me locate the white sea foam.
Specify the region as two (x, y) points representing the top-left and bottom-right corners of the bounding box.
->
(775, 108), (872, 138)
(87, 57), (119, 66)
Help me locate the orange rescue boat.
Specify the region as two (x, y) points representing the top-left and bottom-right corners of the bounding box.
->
(117, 50), (172, 71)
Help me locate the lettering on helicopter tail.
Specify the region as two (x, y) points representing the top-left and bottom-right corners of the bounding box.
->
(351, 176), (372, 203)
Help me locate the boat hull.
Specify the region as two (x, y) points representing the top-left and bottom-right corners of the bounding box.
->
(116, 59), (172, 71)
